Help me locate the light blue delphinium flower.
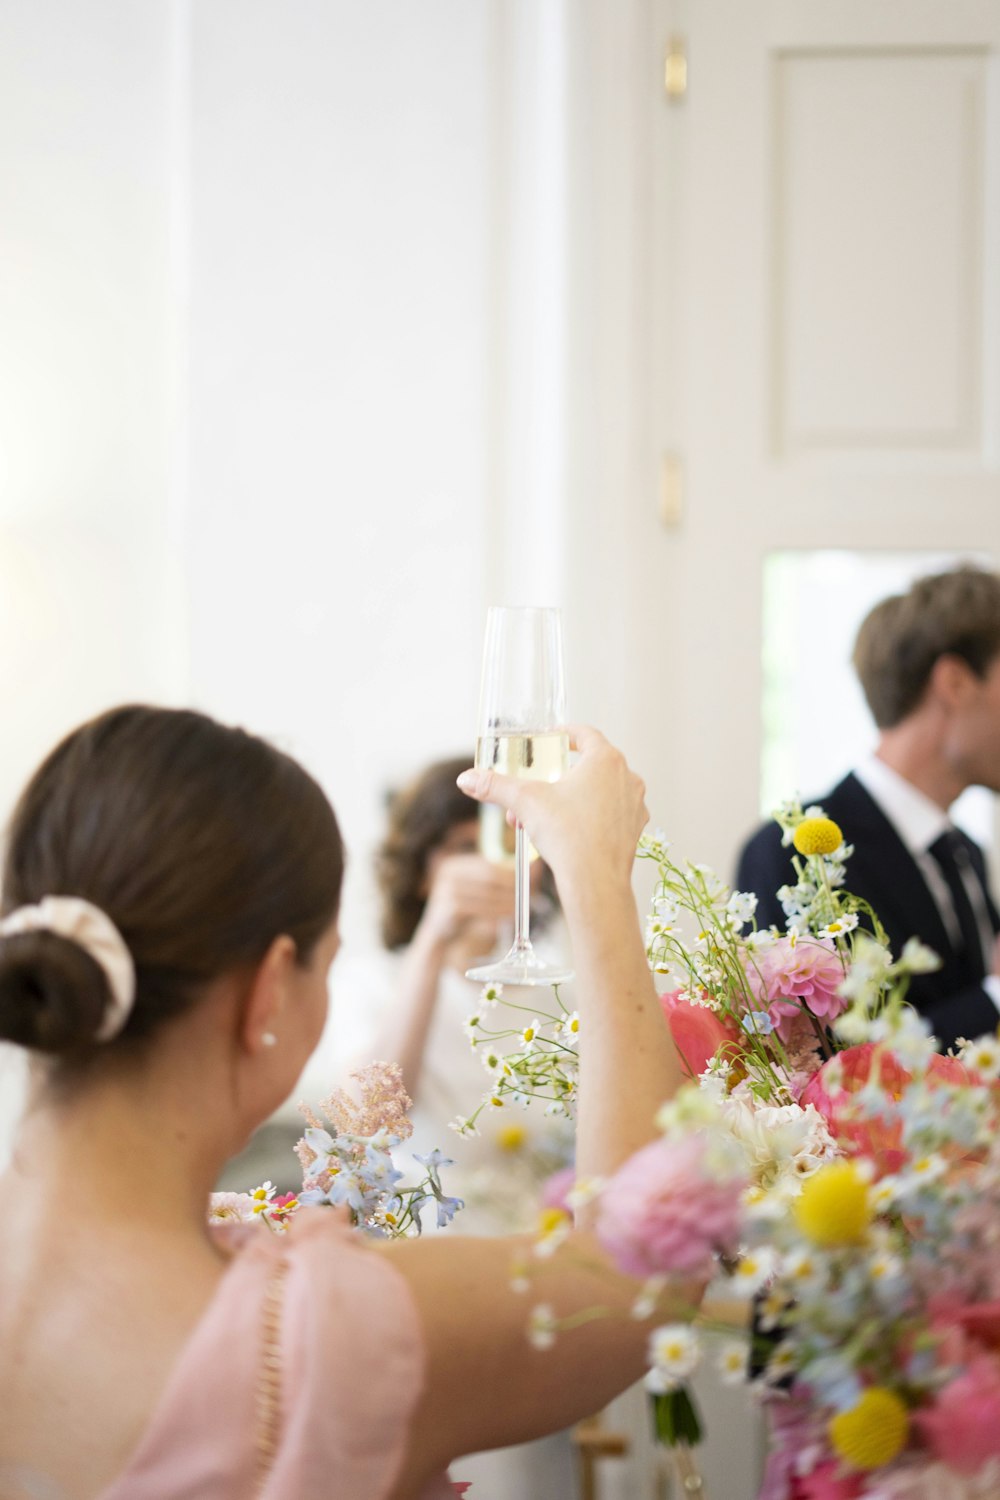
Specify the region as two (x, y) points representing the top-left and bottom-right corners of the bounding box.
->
(435, 1194), (465, 1228)
(413, 1148), (455, 1173)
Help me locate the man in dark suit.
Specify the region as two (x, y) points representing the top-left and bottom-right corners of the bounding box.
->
(736, 565), (1000, 1052)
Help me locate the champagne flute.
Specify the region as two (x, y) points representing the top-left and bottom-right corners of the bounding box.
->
(466, 606), (574, 987)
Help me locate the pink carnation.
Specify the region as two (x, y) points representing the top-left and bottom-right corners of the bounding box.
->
(916, 1355), (1000, 1474)
(597, 1134), (744, 1280)
(744, 936), (846, 1040)
(661, 990), (740, 1078)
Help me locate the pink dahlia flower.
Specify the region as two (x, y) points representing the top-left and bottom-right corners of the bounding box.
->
(660, 990), (740, 1078)
(744, 936), (846, 1040)
(916, 1355), (1000, 1474)
(540, 1165), (576, 1215)
(597, 1134), (744, 1280)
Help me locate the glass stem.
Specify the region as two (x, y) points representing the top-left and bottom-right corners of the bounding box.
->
(514, 822), (532, 953)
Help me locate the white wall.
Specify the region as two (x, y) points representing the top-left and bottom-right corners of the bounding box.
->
(0, 0), (179, 823)
(185, 1), (495, 937)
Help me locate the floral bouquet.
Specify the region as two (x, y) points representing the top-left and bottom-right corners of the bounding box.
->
(482, 800), (1000, 1497)
(209, 1060), (464, 1238)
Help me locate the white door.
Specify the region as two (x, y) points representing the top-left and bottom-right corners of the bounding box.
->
(643, 0), (1000, 888)
(587, 6), (1000, 1498)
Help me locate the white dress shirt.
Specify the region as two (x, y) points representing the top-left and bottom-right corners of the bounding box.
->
(853, 755), (1000, 1011)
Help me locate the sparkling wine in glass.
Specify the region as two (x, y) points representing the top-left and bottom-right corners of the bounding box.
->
(466, 606), (574, 987)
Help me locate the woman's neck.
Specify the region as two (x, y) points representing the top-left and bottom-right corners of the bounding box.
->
(6, 1049), (243, 1240)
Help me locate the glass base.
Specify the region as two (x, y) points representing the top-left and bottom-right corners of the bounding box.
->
(466, 944), (574, 988)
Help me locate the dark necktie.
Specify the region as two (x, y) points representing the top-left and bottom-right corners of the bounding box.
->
(928, 828), (988, 978)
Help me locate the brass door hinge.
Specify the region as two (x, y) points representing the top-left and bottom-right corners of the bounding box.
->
(664, 34), (688, 101)
(660, 451), (684, 528)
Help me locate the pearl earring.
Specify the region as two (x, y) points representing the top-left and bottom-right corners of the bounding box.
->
(262, 1031), (278, 1048)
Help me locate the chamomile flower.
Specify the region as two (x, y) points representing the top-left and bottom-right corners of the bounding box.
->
(781, 1247), (825, 1293)
(480, 982), (503, 1007)
(462, 1013), (481, 1044)
(959, 1033), (1000, 1080)
(565, 1175), (605, 1212)
(717, 1341), (749, 1386)
(899, 1153), (947, 1190)
(520, 1019), (542, 1051)
(726, 891), (758, 928)
(480, 1048), (511, 1078)
(730, 1246), (777, 1296)
(250, 1181), (276, 1214)
(630, 1276), (668, 1321)
(819, 914), (859, 940)
(561, 1011), (580, 1041)
(533, 1206), (572, 1258)
(528, 1304), (558, 1350)
(763, 1341), (798, 1385)
(646, 1325), (701, 1392)
(899, 937), (941, 975)
(744, 926), (777, 952)
(449, 1114), (480, 1139)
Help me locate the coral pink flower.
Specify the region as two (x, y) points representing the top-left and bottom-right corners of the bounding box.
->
(791, 1464), (863, 1500)
(660, 991), (740, 1078)
(801, 1044), (970, 1175)
(928, 1293), (1000, 1352)
(744, 937), (846, 1040)
(916, 1355), (1000, 1474)
(597, 1134), (745, 1279)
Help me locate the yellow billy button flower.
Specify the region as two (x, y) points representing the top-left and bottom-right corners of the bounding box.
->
(828, 1387), (909, 1470)
(497, 1123), (527, 1152)
(793, 1161), (872, 1248)
(792, 817), (843, 857)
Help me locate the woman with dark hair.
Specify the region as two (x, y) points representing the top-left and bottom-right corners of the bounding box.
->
(0, 707), (685, 1499)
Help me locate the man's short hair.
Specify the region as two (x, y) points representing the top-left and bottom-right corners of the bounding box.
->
(853, 564), (1000, 729)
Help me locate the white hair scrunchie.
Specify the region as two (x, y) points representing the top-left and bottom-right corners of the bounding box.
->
(0, 896), (136, 1042)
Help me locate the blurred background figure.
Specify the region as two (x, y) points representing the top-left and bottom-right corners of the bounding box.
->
(273, 755), (574, 1230)
(313, 756), (576, 1498)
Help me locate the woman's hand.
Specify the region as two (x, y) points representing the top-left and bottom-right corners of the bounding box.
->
(457, 726), (648, 893)
(419, 854), (515, 947)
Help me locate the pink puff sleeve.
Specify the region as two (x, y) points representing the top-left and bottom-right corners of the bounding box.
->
(103, 1209), (452, 1500)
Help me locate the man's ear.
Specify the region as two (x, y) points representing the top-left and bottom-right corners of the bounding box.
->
(240, 934), (297, 1055)
(929, 653), (979, 709)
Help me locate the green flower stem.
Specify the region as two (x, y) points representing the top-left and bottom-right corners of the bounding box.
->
(650, 1385), (703, 1447)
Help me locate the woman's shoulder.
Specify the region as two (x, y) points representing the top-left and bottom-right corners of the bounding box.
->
(106, 1208), (433, 1499)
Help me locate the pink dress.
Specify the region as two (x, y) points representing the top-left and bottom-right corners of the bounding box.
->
(99, 1209), (455, 1500)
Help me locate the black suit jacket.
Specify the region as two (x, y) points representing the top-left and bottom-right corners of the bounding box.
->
(735, 773), (1000, 1052)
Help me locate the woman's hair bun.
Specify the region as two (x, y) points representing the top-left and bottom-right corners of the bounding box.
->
(0, 929), (110, 1055)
